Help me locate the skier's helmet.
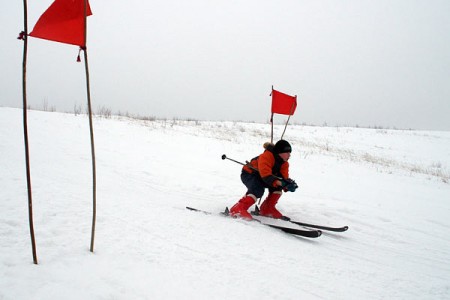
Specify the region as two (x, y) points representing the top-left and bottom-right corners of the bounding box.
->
(273, 140), (292, 154)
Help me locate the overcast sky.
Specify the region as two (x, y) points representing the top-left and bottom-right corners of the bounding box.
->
(1, 0), (449, 130)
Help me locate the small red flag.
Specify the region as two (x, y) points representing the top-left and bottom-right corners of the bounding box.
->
(271, 89), (297, 115)
(29, 0), (92, 47)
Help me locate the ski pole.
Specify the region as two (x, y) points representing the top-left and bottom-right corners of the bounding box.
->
(221, 154), (285, 182)
(221, 154), (248, 167)
(221, 154), (259, 173)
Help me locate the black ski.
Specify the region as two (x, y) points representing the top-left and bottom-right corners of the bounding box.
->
(252, 206), (348, 232)
(186, 206), (321, 238)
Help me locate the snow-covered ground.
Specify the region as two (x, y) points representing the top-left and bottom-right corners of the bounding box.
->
(1, 107), (449, 299)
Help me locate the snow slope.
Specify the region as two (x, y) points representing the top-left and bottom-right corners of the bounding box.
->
(1, 107), (450, 299)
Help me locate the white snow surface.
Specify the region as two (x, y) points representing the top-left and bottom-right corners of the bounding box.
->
(1, 107), (450, 299)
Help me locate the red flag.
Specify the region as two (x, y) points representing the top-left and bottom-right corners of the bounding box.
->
(271, 89), (297, 115)
(29, 0), (92, 47)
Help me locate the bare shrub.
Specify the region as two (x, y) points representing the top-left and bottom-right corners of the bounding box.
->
(97, 106), (112, 118)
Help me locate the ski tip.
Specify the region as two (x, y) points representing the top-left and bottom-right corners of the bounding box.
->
(317, 230), (322, 237)
(343, 226), (349, 231)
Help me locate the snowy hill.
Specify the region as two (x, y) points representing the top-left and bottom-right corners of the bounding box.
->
(1, 107), (449, 299)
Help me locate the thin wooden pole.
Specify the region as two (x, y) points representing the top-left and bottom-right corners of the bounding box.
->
(84, 48), (96, 253)
(280, 97), (296, 141)
(270, 86), (274, 143)
(21, 0), (38, 265)
(270, 113), (274, 144)
(83, 0), (96, 253)
(280, 115), (291, 141)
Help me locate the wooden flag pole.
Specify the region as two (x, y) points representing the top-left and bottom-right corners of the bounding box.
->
(280, 96), (297, 141)
(21, 0), (38, 264)
(83, 0), (97, 253)
(270, 86), (274, 143)
(270, 113), (274, 144)
(84, 48), (96, 253)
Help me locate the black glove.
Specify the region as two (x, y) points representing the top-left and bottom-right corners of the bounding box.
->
(282, 178), (298, 192)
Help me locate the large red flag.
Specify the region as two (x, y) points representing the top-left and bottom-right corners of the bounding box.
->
(29, 0), (92, 47)
(271, 89), (297, 115)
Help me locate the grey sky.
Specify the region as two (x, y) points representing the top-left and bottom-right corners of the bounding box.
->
(1, 0), (449, 130)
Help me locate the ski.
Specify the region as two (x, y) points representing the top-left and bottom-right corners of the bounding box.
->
(186, 207), (321, 238)
(287, 220), (348, 232)
(252, 206), (349, 232)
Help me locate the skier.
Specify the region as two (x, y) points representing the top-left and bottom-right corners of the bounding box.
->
(229, 139), (297, 220)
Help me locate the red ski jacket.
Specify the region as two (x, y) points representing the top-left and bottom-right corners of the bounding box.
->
(243, 149), (289, 187)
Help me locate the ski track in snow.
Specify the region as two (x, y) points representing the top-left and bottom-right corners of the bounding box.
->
(1, 108), (450, 299)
